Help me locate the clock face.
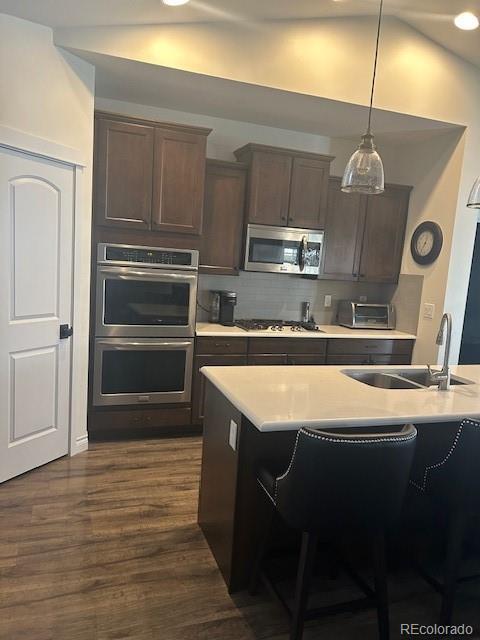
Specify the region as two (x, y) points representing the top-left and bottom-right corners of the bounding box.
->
(416, 230), (434, 257)
(411, 221), (443, 265)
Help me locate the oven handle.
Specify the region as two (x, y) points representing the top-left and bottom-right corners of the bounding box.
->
(98, 266), (197, 282)
(96, 340), (193, 349)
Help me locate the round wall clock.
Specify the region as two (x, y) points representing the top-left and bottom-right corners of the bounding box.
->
(410, 221), (443, 265)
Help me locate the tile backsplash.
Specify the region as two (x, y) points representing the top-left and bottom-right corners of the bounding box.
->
(197, 271), (396, 324)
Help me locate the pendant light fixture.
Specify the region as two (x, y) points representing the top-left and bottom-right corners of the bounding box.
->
(467, 175), (480, 208)
(342, 0), (385, 194)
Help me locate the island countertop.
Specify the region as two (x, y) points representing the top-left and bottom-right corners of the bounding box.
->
(200, 364), (480, 432)
(196, 322), (416, 340)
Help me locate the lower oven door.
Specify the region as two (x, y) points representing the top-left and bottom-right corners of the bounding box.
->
(93, 338), (193, 407)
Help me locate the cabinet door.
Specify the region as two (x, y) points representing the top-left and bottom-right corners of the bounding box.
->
(200, 161), (247, 275)
(247, 354), (288, 365)
(94, 118), (154, 230)
(287, 354), (326, 365)
(247, 151), (292, 226)
(192, 354), (247, 424)
(321, 177), (366, 280)
(288, 157), (330, 229)
(358, 185), (411, 283)
(152, 127), (207, 235)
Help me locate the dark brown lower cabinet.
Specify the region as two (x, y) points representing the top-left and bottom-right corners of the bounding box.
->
(326, 338), (414, 366)
(247, 354), (288, 365)
(287, 354), (328, 365)
(192, 336), (414, 425)
(326, 354), (411, 366)
(192, 354), (248, 424)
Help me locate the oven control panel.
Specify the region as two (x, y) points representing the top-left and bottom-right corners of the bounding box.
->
(98, 243), (199, 270)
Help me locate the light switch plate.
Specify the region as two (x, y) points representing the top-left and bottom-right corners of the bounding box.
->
(424, 303), (435, 319)
(324, 295), (332, 308)
(229, 419), (238, 451)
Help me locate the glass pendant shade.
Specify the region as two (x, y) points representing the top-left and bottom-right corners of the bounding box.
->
(467, 175), (480, 208)
(341, 133), (385, 194)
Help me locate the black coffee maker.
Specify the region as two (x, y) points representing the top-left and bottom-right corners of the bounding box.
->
(211, 290), (237, 326)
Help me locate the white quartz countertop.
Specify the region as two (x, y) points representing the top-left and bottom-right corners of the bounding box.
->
(196, 323), (416, 340)
(201, 364), (480, 432)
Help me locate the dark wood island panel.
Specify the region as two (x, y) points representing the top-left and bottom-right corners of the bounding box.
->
(198, 380), (296, 592)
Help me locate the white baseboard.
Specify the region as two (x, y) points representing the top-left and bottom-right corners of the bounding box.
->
(70, 433), (89, 456)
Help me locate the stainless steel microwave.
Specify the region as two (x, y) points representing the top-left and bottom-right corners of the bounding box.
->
(244, 224), (324, 275)
(337, 301), (396, 330)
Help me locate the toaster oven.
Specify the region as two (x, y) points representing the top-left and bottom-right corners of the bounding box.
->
(337, 301), (396, 330)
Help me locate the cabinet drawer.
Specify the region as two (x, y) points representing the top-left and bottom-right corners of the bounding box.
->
(195, 337), (248, 355)
(90, 407), (191, 430)
(326, 354), (412, 366)
(327, 339), (413, 356)
(248, 354), (288, 365)
(248, 338), (327, 355)
(287, 354), (326, 365)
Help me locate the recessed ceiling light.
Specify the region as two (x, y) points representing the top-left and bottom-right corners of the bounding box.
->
(454, 11), (479, 30)
(162, 0), (190, 5)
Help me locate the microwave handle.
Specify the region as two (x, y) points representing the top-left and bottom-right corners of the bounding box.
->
(298, 236), (307, 272)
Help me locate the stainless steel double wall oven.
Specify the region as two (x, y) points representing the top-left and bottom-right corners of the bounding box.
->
(93, 243), (198, 406)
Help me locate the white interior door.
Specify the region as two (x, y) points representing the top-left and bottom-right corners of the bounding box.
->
(0, 147), (74, 483)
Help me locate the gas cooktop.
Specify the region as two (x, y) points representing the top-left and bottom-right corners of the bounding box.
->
(235, 319), (323, 332)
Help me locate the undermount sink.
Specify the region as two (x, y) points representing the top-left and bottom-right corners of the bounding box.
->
(344, 368), (474, 389)
(345, 371), (422, 390)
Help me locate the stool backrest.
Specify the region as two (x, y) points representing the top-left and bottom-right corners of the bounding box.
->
(410, 418), (480, 510)
(275, 424), (417, 533)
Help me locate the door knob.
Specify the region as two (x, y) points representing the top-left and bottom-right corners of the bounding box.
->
(59, 324), (73, 339)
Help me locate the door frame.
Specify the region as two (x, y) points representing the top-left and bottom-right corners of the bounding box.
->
(0, 124), (89, 457)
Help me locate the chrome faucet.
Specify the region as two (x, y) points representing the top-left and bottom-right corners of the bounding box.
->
(427, 312), (452, 391)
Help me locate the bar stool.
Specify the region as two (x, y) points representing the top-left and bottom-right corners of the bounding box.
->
(250, 424), (417, 640)
(408, 418), (480, 625)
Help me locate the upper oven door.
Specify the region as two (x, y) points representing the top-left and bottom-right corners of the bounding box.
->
(244, 224), (323, 275)
(96, 266), (197, 337)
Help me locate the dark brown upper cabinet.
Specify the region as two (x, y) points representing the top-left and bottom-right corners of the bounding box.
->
(240, 148), (292, 226)
(152, 126), (209, 235)
(94, 111), (211, 235)
(359, 184), (412, 283)
(200, 160), (247, 275)
(288, 157), (330, 229)
(94, 117), (154, 230)
(321, 178), (411, 284)
(234, 144), (333, 229)
(321, 177), (367, 280)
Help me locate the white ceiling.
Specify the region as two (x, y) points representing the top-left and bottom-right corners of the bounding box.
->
(1, 0), (480, 68)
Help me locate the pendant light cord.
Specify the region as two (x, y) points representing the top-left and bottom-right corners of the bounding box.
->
(367, 0), (384, 135)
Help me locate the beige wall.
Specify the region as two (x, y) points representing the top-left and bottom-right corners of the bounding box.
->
(0, 13), (95, 452)
(68, 16), (480, 363)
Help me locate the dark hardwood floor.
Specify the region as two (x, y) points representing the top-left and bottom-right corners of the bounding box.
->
(1, 437), (479, 640)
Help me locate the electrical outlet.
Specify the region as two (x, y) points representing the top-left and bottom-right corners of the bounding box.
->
(423, 303), (435, 319)
(359, 295), (367, 303)
(324, 295), (332, 308)
(229, 419), (238, 451)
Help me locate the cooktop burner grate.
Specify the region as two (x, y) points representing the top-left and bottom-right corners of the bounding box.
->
(234, 319), (321, 332)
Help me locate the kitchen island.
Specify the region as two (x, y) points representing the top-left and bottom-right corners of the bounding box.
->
(197, 364), (480, 592)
